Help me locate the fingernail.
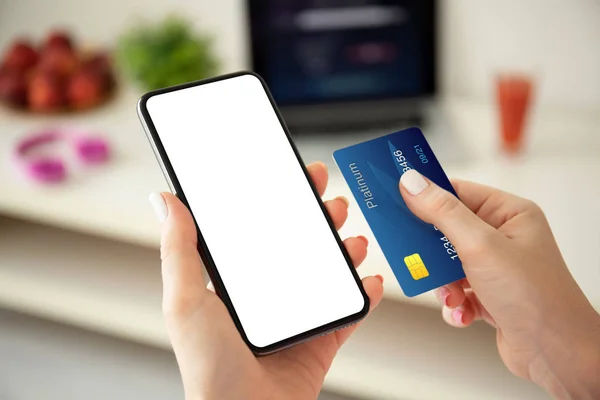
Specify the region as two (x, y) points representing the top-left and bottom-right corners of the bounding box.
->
(336, 196), (350, 207)
(439, 286), (451, 307)
(357, 235), (369, 246)
(375, 274), (384, 284)
(452, 307), (464, 325)
(400, 170), (429, 195)
(206, 280), (215, 292)
(149, 192), (168, 222)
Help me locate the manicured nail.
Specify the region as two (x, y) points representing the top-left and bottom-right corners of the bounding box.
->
(438, 286), (451, 307)
(400, 169), (429, 195)
(336, 196), (350, 207)
(207, 280), (215, 292)
(357, 235), (369, 246)
(452, 307), (464, 325)
(149, 192), (168, 222)
(375, 274), (384, 284)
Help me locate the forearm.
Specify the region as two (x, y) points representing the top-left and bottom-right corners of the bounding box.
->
(533, 304), (600, 399)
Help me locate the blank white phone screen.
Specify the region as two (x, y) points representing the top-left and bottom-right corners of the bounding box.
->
(145, 74), (365, 349)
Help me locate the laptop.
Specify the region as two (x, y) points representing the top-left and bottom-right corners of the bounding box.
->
(245, 0), (464, 164)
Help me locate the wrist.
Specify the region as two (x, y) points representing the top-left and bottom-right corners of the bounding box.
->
(533, 303), (600, 399)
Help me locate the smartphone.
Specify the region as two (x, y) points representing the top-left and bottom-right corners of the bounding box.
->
(137, 71), (369, 355)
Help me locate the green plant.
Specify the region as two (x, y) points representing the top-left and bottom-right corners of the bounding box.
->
(116, 16), (219, 90)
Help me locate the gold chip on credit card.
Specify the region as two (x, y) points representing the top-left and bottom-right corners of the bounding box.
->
(404, 253), (429, 280)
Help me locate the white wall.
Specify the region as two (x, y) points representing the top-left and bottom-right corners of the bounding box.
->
(441, 0), (600, 109)
(1, 0), (599, 109)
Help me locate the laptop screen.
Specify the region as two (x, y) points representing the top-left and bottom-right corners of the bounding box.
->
(247, 0), (437, 106)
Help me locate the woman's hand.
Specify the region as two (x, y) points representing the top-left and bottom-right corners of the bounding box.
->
(149, 162), (384, 400)
(399, 169), (600, 400)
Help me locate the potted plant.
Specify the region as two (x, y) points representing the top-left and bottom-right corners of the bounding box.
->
(116, 16), (219, 91)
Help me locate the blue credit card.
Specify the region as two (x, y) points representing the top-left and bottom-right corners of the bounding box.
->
(333, 127), (465, 297)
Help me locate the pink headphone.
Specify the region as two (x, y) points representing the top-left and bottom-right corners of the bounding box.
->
(13, 128), (110, 183)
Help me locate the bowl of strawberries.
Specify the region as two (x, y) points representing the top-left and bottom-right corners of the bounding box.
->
(0, 30), (117, 113)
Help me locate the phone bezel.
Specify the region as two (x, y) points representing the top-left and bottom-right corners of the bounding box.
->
(137, 71), (370, 355)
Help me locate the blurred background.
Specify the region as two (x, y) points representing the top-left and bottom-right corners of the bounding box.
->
(0, 0), (599, 399)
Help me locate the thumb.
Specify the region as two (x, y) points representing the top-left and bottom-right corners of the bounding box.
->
(148, 192), (207, 318)
(398, 170), (496, 255)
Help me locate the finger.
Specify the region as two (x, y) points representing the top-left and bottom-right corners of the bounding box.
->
(307, 161), (329, 197)
(343, 236), (368, 268)
(399, 170), (499, 257)
(441, 298), (476, 328)
(465, 291), (496, 327)
(442, 291), (496, 328)
(434, 281), (466, 308)
(450, 178), (532, 230)
(334, 275), (385, 345)
(449, 178), (506, 218)
(324, 196), (349, 230)
(149, 192), (207, 318)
